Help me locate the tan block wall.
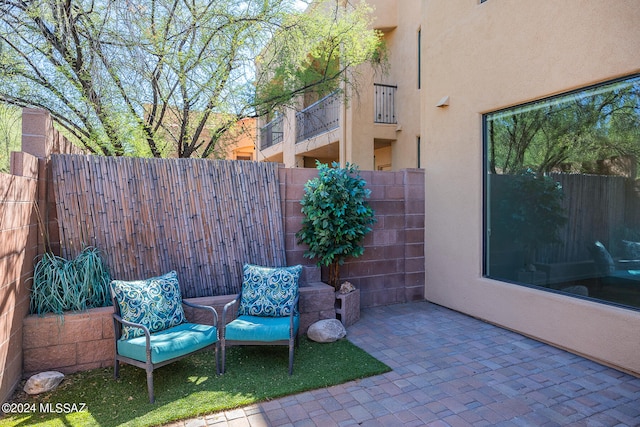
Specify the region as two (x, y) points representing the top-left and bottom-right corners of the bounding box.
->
(0, 108), (83, 403)
(11, 108), (425, 389)
(22, 308), (114, 375)
(0, 154), (40, 403)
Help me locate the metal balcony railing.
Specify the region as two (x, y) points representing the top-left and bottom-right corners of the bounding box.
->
(296, 92), (340, 143)
(259, 115), (283, 150)
(374, 83), (397, 124)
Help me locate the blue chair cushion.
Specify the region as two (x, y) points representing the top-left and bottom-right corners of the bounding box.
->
(225, 315), (299, 342)
(117, 323), (218, 364)
(238, 264), (302, 317)
(111, 271), (187, 340)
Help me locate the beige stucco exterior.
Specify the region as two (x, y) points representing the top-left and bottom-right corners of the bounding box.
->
(422, 0), (640, 376)
(221, 117), (256, 161)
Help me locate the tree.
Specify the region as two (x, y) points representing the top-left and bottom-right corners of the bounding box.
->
(254, 0), (384, 114)
(0, 102), (21, 173)
(0, 0), (382, 158)
(296, 161), (376, 290)
(487, 78), (640, 175)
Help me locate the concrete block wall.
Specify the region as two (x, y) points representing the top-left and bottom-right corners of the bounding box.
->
(0, 109), (84, 402)
(280, 167), (425, 308)
(0, 153), (40, 404)
(22, 308), (114, 375)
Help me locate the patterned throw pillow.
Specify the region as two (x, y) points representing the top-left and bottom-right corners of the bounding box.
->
(111, 271), (186, 340)
(238, 264), (303, 317)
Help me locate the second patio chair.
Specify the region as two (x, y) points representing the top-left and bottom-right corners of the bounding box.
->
(221, 263), (303, 375)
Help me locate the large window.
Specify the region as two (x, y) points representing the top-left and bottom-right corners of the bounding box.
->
(484, 74), (640, 310)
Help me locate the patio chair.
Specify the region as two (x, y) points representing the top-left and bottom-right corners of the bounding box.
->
(110, 271), (219, 403)
(221, 264), (303, 375)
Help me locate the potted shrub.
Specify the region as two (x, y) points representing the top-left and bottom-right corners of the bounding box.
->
(296, 161), (376, 291)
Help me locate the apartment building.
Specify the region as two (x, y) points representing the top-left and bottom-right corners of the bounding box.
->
(220, 117), (257, 161)
(261, 0), (640, 376)
(256, 0), (422, 171)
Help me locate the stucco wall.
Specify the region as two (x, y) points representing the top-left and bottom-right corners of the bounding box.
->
(422, 0), (640, 375)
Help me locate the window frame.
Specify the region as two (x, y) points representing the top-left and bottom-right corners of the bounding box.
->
(482, 73), (640, 311)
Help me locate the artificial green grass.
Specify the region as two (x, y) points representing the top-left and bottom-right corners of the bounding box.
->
(1, 337), (390, 427)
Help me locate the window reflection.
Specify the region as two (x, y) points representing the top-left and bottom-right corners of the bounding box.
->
(484, 74), (640, 310)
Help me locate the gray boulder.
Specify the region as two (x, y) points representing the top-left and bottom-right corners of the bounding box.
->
(307, 319), (347, 343)
(24, 371), (64, 395)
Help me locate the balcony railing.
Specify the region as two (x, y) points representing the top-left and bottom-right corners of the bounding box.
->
(296, 92), (340, 143)
(374, 83), (397, 124)
(260, 115), (284, 150)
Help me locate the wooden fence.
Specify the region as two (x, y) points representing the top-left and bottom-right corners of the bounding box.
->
(51, 155), (286, 298)
(545, 173), (627, 262)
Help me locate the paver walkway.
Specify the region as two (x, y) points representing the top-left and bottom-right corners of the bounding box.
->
(167, 301), (640, 426)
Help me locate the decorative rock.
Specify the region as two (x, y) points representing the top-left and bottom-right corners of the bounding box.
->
(24, 371), (64, 395)
(307, 319), (347, 343)
(338, 281), (356, 294)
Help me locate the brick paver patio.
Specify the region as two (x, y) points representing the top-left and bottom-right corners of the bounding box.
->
(167, 301), (640, 426)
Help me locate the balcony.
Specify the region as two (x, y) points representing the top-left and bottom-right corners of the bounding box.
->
(260, 115), (283, 150)
(374, 83), (397, 124)
(296, 92), (340, 143)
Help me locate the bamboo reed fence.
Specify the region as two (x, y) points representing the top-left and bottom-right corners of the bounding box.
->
(542, 172), (632, 262)
(51, 155), (286, 297)
(492, 172), (640, 265)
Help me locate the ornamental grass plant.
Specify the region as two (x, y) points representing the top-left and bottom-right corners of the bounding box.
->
(1, 338), (390, 427)
(30, 247), (112, 316)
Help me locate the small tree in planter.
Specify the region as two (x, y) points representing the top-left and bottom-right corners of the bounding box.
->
(296, 161), (376, 290)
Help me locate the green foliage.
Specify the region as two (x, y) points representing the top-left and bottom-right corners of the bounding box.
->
(296, 161), (376, 289)
(0, 103), (21, 173)
(3, 338), (390, 427)
(0, 0), (383, 159)
(487, 75), (640, 176)
(30, 247), (112, 316)
(255, 0), (385, 113)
